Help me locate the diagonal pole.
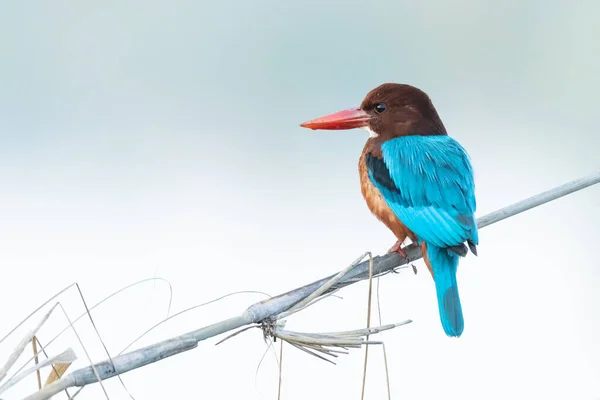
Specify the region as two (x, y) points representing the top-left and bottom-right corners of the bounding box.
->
(23, 171), (600, 400)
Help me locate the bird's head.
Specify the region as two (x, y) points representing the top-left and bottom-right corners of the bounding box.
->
(300, 83), (447, 139)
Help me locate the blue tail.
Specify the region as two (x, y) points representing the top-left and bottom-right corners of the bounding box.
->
(426, 244), (464, 337)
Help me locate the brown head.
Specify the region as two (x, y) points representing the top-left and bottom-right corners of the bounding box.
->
(300, 83), (447, 140)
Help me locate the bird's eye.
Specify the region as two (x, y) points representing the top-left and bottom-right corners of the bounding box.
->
(374, 103), (387, 114)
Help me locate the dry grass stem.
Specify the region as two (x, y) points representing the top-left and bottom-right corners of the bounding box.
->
(277, 252), (371, 320)
(31, 336), (41, 391)
(361, 253), (374, 400)
(277, 340), (283, 400)
(266, 318), (411, 365)
(0, 349), (76, 396)
(44, 363), (72, 387)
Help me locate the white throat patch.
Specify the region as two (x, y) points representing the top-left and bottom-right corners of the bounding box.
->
(362, 126), (379, 138)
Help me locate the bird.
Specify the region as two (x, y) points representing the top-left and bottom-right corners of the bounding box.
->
(299, 83), (478, 337)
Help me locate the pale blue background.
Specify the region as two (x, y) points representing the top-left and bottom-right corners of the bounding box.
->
(1, 1), (599, 399)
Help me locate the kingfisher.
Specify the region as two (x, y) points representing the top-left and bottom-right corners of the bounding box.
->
(300, 83), (478, 337)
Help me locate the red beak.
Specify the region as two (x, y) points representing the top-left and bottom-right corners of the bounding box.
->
(300, 107), (371, 130)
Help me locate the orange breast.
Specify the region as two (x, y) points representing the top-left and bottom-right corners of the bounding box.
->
(358, 147), (416, 244)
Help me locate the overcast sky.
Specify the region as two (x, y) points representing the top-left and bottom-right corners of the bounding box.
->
(1, 1), (599, 399)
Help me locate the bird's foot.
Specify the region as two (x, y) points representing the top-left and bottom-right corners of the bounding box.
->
(387, 240), (408, 259)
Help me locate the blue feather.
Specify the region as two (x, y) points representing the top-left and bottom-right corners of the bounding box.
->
(427, 244), (464, 337)
(376, 135), (478, 248)
(367, 135), (478, 337)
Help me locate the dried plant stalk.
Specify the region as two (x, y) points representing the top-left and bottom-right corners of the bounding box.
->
(44, 363), (72, 387)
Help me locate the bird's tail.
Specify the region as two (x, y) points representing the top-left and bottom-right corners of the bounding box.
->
(422, 242), (464, 337)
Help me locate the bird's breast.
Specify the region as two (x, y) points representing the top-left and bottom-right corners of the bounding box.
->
(358, 149), (415, 242)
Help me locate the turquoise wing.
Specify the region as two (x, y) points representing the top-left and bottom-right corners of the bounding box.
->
(366, 135), (478, 251)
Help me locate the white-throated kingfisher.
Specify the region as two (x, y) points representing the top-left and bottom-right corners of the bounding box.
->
(300, 83), (478, 337)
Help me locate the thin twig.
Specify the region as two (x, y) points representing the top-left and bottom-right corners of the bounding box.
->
(215, 325), (260, 346)
(0, 304), (57, 384)
(276, 252), (370, 320)
(34, 337), (73, 398)
(277, 340), (283, 400)
(382, 343), (392, 400)
(377, 278), (392, 400)
(32, 336), (41, 391)
(289, 342), (335, 365)
(266, 318), (409, 367)
(1, 278), (174, 387)
(22, 172), (600, 400)
(0, 349), (76, 396)
(0, 278), (173, 351)
(122, 291), (270, 354)
(361, 253), (374, 400)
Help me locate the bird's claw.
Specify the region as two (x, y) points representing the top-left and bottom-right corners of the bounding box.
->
(387, 240), (408, 259)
